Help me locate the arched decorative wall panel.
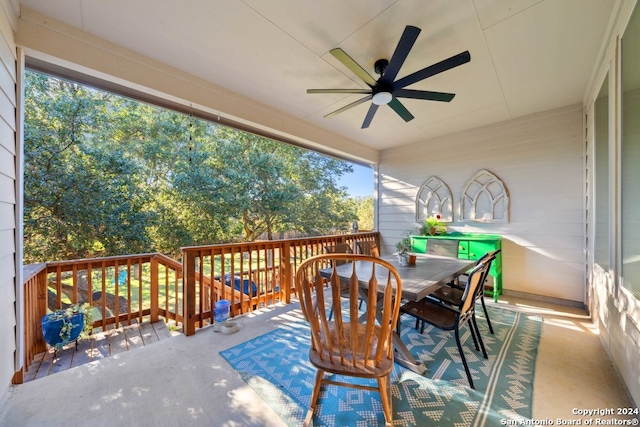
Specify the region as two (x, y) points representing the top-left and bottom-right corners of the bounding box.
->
(415, 176), (453, 222)
(460, 169), (509, 223)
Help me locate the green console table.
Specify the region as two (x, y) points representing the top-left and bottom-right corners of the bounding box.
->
(411, 233), (503, 301)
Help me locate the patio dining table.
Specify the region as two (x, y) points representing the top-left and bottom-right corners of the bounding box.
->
(322, 254), (475, 374)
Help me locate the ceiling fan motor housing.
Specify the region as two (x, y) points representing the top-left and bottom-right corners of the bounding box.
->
(374, 58), (389, 76)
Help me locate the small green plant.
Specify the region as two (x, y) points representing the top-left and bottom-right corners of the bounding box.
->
(421, 214), (447, 236)
(395, 233), (413, 255)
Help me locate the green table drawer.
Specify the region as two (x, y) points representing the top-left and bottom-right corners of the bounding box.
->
(457, 241), (469, 258)
(411, 234), (502, 301)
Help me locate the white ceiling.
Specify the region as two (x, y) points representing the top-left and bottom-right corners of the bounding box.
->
(19, 0), (616, 152)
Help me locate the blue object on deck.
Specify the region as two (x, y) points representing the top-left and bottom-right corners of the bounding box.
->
(223, 274), (258, 296)
(214, 300), (230, 323)
(41, 312), (84, 348)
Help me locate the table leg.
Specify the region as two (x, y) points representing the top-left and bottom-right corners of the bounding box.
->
(392, 332), (426, 374)
(358, 289), (425, 374)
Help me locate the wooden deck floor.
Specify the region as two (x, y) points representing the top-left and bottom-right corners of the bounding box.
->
(24, 320), (176, 383)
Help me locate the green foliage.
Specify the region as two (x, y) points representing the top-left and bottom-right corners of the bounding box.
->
(23, 71), (362, 262)
(395, 234), (413, 254)
(421, 214), (447, 236)
(24, 73), (153, 262)
(353, 196), (374, 231)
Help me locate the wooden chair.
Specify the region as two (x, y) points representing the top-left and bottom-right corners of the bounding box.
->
(357, 240), (380, 257)
(428, 249), (500, 334)
(323, 243), (353, 259)
(397, 261), (489, 389)
(295, 253), (403, 426)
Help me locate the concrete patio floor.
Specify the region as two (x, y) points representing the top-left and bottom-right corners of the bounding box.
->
(0, 295), (634, 426)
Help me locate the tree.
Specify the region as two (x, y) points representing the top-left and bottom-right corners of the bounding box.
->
(354, 196), (374, 231)
(201, 127), (356, 240)
(24, 73), (153, 262)
(23, 71), (361, 262)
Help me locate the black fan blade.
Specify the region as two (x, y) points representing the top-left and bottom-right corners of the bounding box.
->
(394, 89), (455, 102)
(307, 88), (371, 94)
(395, 51), (471, 89)
(330, 48), (377, 87)
(324, 95), (372, 118)
(382, 25), (421, 84)
(388, 98), (414, 122)
(361, 104), (379, 129)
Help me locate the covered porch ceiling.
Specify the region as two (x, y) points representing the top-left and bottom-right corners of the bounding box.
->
(18, 0), (615, 161)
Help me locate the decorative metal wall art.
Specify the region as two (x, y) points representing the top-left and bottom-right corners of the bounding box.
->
(415, 176), (453, 222)
(459, 169), (509, 223)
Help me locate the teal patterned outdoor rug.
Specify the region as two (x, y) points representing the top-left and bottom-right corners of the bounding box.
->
(220, 305), (542, 426)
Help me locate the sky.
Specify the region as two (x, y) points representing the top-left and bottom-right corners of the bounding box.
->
(338, 162), (374, 197)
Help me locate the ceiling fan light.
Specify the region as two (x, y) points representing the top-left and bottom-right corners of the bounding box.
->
(372, 91), (393, 105)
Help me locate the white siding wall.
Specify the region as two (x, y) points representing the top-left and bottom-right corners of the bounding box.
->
(0, 0), (17, 401)
(378, 104), (585, 302)
(585, 0), (640, 407)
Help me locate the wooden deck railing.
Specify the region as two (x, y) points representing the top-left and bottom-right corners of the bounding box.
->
(44, 253), (184, 328)
(19, 263), (48, 385)
(16, 252), (184, 383)
(17, 232), (380, 381)
(180, 232), (379, 335)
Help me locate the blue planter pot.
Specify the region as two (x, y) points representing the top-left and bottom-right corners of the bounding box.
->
(41, 311), (84, 348)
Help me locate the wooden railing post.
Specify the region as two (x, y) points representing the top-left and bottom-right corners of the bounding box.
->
(14, 264), (48, 384)
(36, 268), (47, 346)
(283, 240), (292, 303)
(150, 256), (159, 323)
(183, 250), (196, 336)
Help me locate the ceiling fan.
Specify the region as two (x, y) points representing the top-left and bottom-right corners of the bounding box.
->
(307, 25), (470, 129)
